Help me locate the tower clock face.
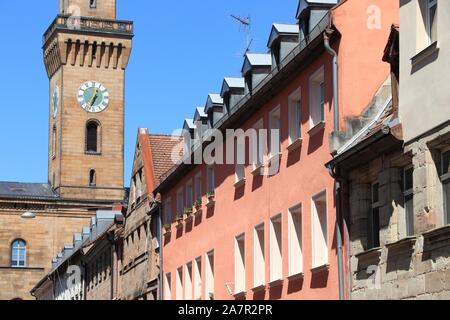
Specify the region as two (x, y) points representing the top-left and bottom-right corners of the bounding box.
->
(52, 86), (59, 118)
(77, 81), (110, 113)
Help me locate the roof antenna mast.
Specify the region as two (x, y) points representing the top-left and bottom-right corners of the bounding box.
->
(231, 14), (253, 56)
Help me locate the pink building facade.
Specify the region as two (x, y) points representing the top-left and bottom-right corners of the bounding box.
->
(157, 0), (399, 300)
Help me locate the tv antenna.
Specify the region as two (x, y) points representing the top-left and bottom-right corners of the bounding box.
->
(231, 14), (253, 56)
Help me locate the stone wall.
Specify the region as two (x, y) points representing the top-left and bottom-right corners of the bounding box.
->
(349, 125), (450, 300)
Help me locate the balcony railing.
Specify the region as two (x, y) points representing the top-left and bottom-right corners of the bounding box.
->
(43, 15), (134, 45)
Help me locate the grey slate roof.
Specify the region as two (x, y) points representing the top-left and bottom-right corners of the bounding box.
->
(194, 107), (208, 121)
(241, 53), (272, 75)
(0, 182), (57, 200)
(205, 94), (224, 114)
(184, 118), (196, 130)
(221, 77), (245, 97)
(296, 0), (338, 19)
(268, 23), (299, 47)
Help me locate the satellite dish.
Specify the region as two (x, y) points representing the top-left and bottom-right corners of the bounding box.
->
(21, 211), (36, 219)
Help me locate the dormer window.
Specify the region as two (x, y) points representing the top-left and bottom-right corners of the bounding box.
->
(90, 0), (97, 9)
(245, 73), (253, 95)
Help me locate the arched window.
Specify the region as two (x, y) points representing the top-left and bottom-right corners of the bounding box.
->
(89, 169), (97, 187)
(11, 240), (26, 268)
(86, 121), (100, 153)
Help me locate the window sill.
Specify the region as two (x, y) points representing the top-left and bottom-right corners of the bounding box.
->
(423, 225), (450, 250)
(251, 164), (264, 176)
(385, 236), (417, 252)
(206, 200), (215, 209)
(85, 151), (102, 156)
(411, 41), (439, 67)
(233, 291), (246, 299)
(194, 208), (203, 217)
(175, 223), (184, 230)
(287, 138), (303, 153)
(234, 178), (246, 189)
(354, 247), (382, 262)
(311, 264), (330, 274)
(287, 272), (304, 281)
(308, 121), (325, 136)
(251, 284), (266, 293)
(268, 279), (283, 288)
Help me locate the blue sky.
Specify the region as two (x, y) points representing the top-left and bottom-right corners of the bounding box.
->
(0, 0), (298, 184)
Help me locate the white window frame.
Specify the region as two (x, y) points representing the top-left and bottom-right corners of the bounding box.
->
(176, 267), (183, 300)
(441, 148), (450, 224)
(207, 165), (215, 193)
(309, 66), (325, 129)
(195, 172), (202, 203)
(234, 234), (246, 295)
(252, 119), (265, 170)
(194, 257), (202, 300)
(11, 240), (26, 268)
(164, 198), (172, 225)
(164, 273), (172, 300)
(205, 250), (215, 300)
(186, 179), (193, 209)
(288, 88), (302, 145)
(403, 167), (414, 237)
(311, 190), (328, 269)
(269, 214), (283, 283)
(269, 106), (282, 158)
(253, 223), (265, 288)
(184, 262), (193, 300)
(176, 188), (184, 215)
(368, 182), (381, 249)
(426, 0), (438, 44)
(288, 204), (303, 277)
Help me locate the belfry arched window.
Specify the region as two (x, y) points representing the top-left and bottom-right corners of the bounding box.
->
(11, 239), (26, 268)
(86, 120), (100, 153)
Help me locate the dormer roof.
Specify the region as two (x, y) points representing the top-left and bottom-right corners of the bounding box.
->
(241, 53), (272, 76)
(205, 94), (224, 113)
(220, 77), (245, 97)
(183, 119), (196, 130)
(194, 107), (208, 121)
(267, 23), (299, 48)
(296, 0), (338, 20)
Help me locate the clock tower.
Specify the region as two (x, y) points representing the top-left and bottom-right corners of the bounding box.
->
(44, 0), (133, 200)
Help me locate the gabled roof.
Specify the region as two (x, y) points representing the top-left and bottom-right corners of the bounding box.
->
(183, 118), (195, 130)
(194, 107), (208, 121)
(205, 94), (224, 113)
(267, 23), (299, 48)
(296, 0), (338, 19)
(220, 77), (245, 97)
(147, 134), (183, 185)
(0, 182), (57, 200)
(241, 53), (272, 75)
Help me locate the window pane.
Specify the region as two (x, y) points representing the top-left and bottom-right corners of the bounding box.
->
(372, 183), (380, 204)
(405, 195), (414, 236)
(429, 2), (437, 42)
(445, 182), (450, 225)
(404, 168), (414, 191)
(443, 151), (450, 175)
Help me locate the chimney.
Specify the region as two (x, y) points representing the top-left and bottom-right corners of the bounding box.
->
(220, 77), (245, 112)
(241, 53), (272, 95)
(268, 24), (299, 69)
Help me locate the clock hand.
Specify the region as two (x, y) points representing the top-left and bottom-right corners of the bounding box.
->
(88, 88), (99, 107)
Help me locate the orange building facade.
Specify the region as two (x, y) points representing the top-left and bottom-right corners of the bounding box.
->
(157, 0), (399, 300)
